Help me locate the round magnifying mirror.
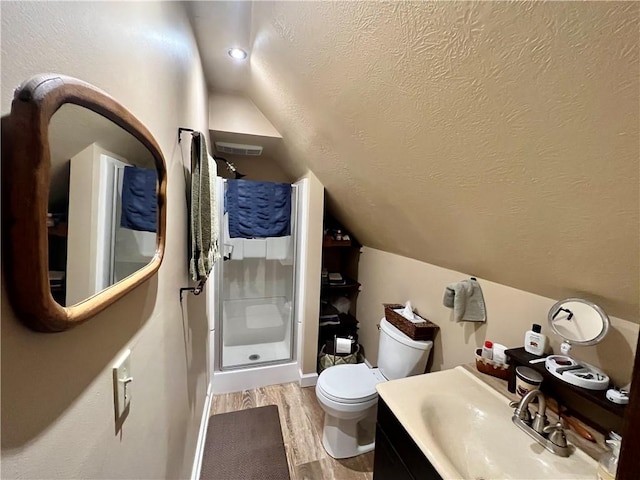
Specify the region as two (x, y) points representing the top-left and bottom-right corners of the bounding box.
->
(548, 298), (610, 347)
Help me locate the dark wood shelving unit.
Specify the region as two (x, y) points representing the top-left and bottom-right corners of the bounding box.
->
(322, 238), (353, 248)
(47, 222), (68, 237)
(317, 216), (363, 373)
(48, 216), (68, 306)
(321, 276), (361, 291)
(506, 347), (626, 434)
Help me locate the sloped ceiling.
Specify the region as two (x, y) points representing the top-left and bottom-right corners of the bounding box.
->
(190, 1), (639, 321)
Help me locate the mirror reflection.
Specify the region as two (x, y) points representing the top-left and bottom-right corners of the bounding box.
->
(48, 104), (158, 306)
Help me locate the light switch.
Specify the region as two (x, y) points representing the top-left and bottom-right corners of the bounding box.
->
(112, 349), (132, 421)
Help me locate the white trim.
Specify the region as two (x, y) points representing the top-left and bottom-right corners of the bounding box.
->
(212, 362), (300, 394)
(298, 370), (318, 388)
(191, 383), (213, 480)
(293, 178), (309, 368)
(363, 357), (374, 369)
(208, 330), (215, 389)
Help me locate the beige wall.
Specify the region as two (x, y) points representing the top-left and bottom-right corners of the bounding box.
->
(209, 93), (281, 138)
(357, 248), (639, 388)
(243, 1), (639, 323)
(215, 152), (293, 183)
(208, 92), (288, 182)
(66, 144), (101, 305)
(1, 2), (210, 479)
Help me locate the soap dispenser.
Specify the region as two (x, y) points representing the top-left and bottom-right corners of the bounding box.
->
(597, 432), (622, 480)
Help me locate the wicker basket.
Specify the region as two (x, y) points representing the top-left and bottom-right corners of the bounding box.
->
(475, 348), (510, 380)
(383, 304), (439, 341)
(318, 344), (361, 373)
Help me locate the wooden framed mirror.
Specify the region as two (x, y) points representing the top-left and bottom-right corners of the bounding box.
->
(2, 74), (167, 332)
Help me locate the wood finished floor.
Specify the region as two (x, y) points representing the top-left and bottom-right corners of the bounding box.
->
(211, 383), (374, 480)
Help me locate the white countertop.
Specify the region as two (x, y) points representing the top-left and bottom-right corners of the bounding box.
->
(376, 366), (597, 480)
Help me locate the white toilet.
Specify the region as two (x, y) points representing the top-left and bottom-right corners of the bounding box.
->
(315, 317), (433, 459)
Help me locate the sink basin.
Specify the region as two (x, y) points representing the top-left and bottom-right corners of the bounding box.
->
(376, 366), (597, 479)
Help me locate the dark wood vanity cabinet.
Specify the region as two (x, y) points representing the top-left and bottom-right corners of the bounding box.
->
(373, 399), (442, 480)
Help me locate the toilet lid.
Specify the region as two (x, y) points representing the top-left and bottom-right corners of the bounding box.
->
(317, 364), (381, 404)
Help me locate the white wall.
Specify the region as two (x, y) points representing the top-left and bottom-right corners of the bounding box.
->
(297, 171), (324, 375)
(1, 2), (210, 479)
(357, 248), (639, 388)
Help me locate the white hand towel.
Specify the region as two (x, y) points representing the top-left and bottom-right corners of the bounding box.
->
(266, 236), (291, 260)
(223, 241), (243, 261)
(443, 278), (487, 322)
(207, 154), (220, 263)
(223, 213), (244, 260)
(243, 239), (267, 258)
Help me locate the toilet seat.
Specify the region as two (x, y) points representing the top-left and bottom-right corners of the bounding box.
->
(317, 364), (385, 404)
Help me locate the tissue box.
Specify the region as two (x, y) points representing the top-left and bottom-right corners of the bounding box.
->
(383, 304), (440, 341)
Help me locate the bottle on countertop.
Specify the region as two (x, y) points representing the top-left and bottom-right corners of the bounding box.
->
(524, 324), (548, 356)
(597, 432), (621, 480)
(481, 340), (493, 360)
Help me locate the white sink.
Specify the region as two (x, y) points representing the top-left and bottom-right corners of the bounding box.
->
(376, 366), (597, 479)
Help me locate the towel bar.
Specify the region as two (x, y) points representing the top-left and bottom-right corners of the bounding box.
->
(179, 278), (206, 301)
(177, 127), (195, 143)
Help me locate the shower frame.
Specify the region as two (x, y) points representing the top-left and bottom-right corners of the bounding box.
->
(213, 178), (299, 372)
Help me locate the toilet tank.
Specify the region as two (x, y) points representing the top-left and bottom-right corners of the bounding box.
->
(378, 317), (433, 380)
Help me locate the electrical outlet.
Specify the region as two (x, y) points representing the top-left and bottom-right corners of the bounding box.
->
(112, 349), (132, 421)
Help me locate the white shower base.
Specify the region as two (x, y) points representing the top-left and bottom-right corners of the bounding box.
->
(212, 361), (301, 394)
(221, 296), (292, 369)
(223, 297), (289, 345)
(222, 338), (291, 367)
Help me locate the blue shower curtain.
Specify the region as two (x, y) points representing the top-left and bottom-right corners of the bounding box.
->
(226, 179), (292, 238)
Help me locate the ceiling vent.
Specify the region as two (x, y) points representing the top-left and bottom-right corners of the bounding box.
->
(215, 141), (263, 156)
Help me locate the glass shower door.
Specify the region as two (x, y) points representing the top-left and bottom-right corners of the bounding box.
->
(217, 179), (297, 370)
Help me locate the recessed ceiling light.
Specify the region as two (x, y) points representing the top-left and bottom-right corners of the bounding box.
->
(228, 48), (248, 60)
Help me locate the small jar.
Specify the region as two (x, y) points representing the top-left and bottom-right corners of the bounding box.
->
(515, 366), (543, 397)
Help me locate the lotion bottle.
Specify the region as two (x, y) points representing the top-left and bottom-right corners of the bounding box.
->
(524, 324), (548, 356)
(481, 340), (493, 360)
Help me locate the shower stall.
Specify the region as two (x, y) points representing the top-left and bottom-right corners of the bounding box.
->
(211, 177), (301, 391)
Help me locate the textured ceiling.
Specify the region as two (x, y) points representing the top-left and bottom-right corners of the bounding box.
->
(187, 2), (252, 93)
(191, 1), (639, 321)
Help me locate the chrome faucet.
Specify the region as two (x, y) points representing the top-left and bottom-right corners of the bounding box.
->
(510, 390), (570, 457)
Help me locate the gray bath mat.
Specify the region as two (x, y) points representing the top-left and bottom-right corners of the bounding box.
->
(200, 405), (291, 480)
